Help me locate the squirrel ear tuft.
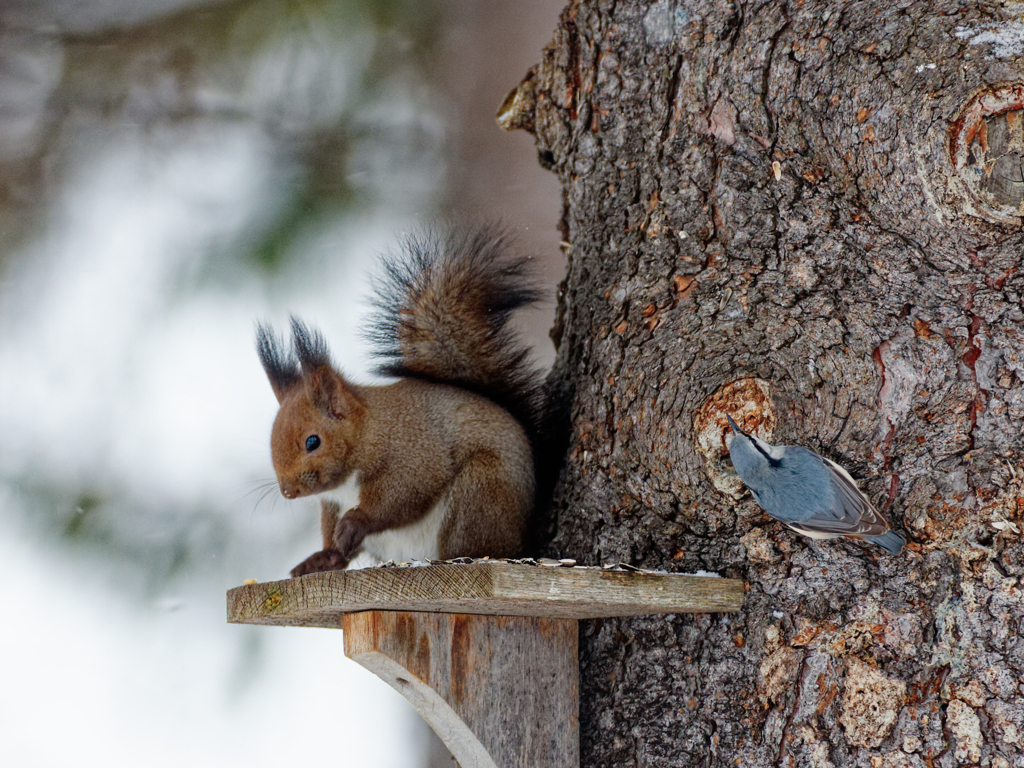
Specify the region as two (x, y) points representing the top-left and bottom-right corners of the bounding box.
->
(256, 322), (300, 403)
(289, 317), (360, 419)
(290, 317), (333, 372)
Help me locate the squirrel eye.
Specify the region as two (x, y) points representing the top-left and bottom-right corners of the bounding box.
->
(305, 435), (321, 452)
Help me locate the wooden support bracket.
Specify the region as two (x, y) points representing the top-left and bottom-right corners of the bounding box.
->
(227, 563), (743, 768)
(344, 611), (578, 768)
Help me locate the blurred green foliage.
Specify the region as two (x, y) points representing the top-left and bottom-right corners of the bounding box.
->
(11, 0), (444, 270)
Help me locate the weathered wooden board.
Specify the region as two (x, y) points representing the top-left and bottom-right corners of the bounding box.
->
(344, 611), (578, 768)
(226, 563), (743, 627)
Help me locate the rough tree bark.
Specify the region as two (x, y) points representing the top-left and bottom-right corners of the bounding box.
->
(502, 1), (1024, 767)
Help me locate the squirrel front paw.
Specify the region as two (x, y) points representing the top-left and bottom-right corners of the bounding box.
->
(290, 548), (349, 577)
(333, 511), (368, 560)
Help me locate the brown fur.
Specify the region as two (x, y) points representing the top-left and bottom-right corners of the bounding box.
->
(259, 227), (544, 576)
(267, 361), (533, 575)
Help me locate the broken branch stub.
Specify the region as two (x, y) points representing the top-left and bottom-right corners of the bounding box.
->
(948, 83), (1024, 225)
(693, 377), (778, 499)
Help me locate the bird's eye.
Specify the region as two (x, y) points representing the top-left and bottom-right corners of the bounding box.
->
(305, 435), (321, 452)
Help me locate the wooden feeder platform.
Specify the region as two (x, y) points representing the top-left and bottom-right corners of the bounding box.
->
(227, 560), (743, 768)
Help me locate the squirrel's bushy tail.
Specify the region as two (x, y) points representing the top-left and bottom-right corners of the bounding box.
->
(366, 224), (545, 438)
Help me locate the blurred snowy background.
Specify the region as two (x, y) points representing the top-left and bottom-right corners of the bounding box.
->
(0, 0), (563, 765)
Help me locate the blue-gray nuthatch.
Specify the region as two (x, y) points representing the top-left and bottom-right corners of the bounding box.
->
(726, 415), (905, 554)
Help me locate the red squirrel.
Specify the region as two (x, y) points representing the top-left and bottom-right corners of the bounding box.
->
(256, 226), (545, 577)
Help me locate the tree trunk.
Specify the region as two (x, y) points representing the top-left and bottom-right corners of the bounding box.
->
(505, 1), (1024, 766)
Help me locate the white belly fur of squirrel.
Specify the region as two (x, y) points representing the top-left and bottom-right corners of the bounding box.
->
(318, 476), (446, 565)
(361, 497), (447, 563)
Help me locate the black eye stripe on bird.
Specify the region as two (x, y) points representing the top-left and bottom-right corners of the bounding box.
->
(725, 414), (905, 554)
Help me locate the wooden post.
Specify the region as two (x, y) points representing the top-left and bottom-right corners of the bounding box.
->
(227, 563), (743, 767)
(343, 611), (578, 768)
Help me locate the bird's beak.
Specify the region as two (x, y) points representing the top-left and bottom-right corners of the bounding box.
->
(725, 414), (740, 434)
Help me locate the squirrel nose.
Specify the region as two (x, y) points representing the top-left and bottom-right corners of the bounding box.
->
(280, 484), (297, 499)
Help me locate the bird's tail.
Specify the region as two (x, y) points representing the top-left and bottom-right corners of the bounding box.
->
(864, 530), (905, 554)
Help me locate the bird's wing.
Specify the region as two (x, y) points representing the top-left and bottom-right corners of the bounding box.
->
(785, 455), (892, 538)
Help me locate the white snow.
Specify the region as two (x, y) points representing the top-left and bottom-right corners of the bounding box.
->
(689, 569), (723, 578)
